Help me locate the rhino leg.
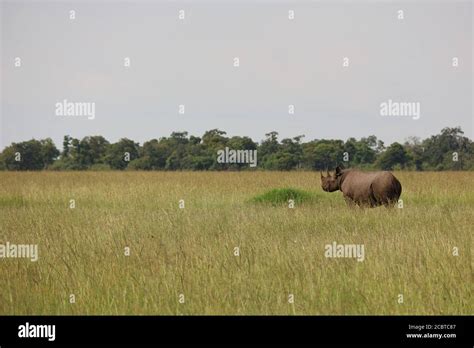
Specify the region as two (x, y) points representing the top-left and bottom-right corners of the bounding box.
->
(368, 184), (380, 207)
(343, 195), (356, 207)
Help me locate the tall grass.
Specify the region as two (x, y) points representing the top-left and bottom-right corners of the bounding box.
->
(0, 171), (471, 315)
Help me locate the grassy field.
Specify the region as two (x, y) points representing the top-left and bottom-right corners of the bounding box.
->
(0, 171), (472, 315)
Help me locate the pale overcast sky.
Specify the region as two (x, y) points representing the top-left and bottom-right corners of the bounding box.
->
(1, 0), (472, 149)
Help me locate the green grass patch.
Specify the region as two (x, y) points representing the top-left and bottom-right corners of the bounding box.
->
(251, 187), (318, 205)
(0, 195), (27, 208)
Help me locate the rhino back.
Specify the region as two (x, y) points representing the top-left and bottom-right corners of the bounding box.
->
(340, 171), (402, 205)
(340, 171), (378, 201)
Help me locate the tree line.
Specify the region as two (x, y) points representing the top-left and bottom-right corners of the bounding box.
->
(0, 127), (472, 171)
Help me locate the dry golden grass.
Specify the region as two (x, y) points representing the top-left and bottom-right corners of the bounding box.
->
(0, 171), (472, 315)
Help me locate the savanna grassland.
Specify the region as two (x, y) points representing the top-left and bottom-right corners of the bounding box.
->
(0, 171), (472, 315)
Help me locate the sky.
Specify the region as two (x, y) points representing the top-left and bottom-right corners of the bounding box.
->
(0, 0), (472, 150)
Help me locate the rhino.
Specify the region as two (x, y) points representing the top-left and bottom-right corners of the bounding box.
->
(320, 166), (402, 207)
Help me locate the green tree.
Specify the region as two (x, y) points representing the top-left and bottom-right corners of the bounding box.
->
(421, 127), (472, 170)
(404, 136), (424, 170)
(376, 142), (411, 170)
(0, 139), (59, 170)
(302, 139), (344, 170)
(105, 138), (140, 170)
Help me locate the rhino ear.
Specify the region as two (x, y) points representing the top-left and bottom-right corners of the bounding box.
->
(320, 171), (324, 179)
(335, 166), (342, 176)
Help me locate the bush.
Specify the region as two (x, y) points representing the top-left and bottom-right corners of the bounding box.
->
(251, 188), (318, 205)
(127, 157), (153, 170)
